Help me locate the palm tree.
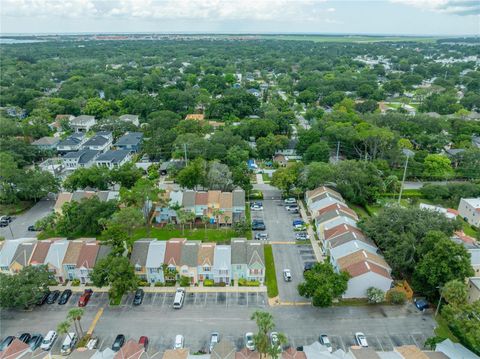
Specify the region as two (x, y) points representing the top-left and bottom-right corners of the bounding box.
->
(57, 320), (72, 341)
(67, 308), (85, 338)
(201, 215), (210, 239)
(251, 310), (275, 359)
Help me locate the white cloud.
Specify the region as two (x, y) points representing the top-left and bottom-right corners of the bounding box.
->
(391, 0), (480, 16)
(1, 0), (337, 21)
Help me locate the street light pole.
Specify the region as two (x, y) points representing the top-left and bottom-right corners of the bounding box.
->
(398, 148), (414, 204)
(435, 290), (443, 317)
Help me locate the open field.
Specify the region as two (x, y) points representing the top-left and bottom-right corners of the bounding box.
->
(258, 34), (440, 43)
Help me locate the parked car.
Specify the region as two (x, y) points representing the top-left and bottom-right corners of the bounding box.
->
(86, 337), (99, 350)
(0, 220), (8, 227)
(285, 205), (299, 212)
(112, 335), (125, 352)
(283, 269), (292, 282)
(252, 220), (266, 231)
(0, 336), (15, 351)
(138, 336), (149, 351)
(28, 225), (37, 232)
(284, 198), (296, 204)
(250, 202), (263, 211)
(174, 335), (184, 349)
(414, 298), (429, 311)
(19, 333), (31, 343)
(28, 334), (43, 351)
(303, 262), (316, 273)
(254, 232), (268, 240)
(133, 289), (144, 306)
(173, 288), (186, 309)
(295, 232), (309, 241)
(355, 332), (368, 347)
(78, 289), (93, 307)
(46, 290), (60, 304)
(0, 216), (12, 223)
(319, 335), (332, 353)
(270, 332), (281, 351)
(245, 332), (255, 351)
(40, 331), (57, 351)
(60, 333), (77, 355)
(58, 289), (72, 305)
(209, 332), (219, 353)
(36, 290), (50, 306)
(292, 219), (304, 226)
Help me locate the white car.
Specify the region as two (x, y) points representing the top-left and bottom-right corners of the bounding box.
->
(355, 332), (368, 348)
(283, 269), (292, 282)
(319, 334), (332, 353)
(209, 332), (219, 353)
(284, 198), (296, 204)
(285, 205), (299, 212)
(174, 335), (185, 349)
(251, 202), (263, 211)
(245, 332), (255, 351)
(40, 331), (57, 351)
(254, 232), (268, 240)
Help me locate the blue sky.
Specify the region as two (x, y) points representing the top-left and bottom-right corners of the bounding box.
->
(1, 0), (479, 35)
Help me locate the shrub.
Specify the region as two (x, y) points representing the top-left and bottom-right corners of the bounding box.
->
(215, 281), (226, 287)
(49, 279), (59, 286)
(366, 287), (385, 304)
(77, 334), (92, 348)
(238, 278), (260, 287)
(165, 280), (176, 287)
(179, 276), (191, 287)
(138, 280), (149, 287)
(387, 288), (407, 304)
(71, 279), (81, 287)
(154, 282), (164, 287)
(203, 279), (214, 287)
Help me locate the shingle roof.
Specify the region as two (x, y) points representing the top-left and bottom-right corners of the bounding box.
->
(71, 115), (95, 125)
(336, 250), (390, 271)
(208, 191), (221, 206)
(32, 136), (59, 146)
(29, 240), (53, 265)
(197, 243), (216, 266)
(11, 240), (37, 267)
(344, 260), (391, 279)
(349, 348), (382, 359)
(231, 238), (247, 264)
(63, 240), (88, 265)
(115, 132), (143, 146)
(164, 238), (186, 266)
(83, 132), (112, 147)
(306, 186), (343, 202)
(113, 339), (146, 359)
(220, 192), (233, 209)
(146, 240), (167, 268)
(315, 208), (358, 226)
(324, 224), (364, 240)
(76, 241), (100, 269)
(195, 192), (208, 206)
(0, 338), (30, 359)
(44, 239), (69, 269)
(162, 349), (189, 359)
(180, 240), (200, 267)
(182, 191), (196, 207)
(96, 150), (130, 163)
(58, 133), (84, 147)
(246, 242), (264, 268)
(235, 348), (259, 359)
(63, 150), (100, 164)
(96, 245), (112, 262)
(130, 239), (153, 267)
(0, 238), (33, 267)
(394, 345), (430, 359)
(214, 245), (231, 269)
(212, 341), (236, 359)
(316, 203), (358, 220)
(232, 189), (245, 207)
(54, 192), (73, 212)
(329, 232), (376, 250)
(281, 348), (307, 359)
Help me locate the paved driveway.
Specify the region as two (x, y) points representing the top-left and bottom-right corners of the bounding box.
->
(0, 199), (55, 239)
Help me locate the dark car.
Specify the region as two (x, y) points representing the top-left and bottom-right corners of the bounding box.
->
(58, 289), (72, 305)
(414, 298), (429, 311)
(252, 220), (266, 231)
(28, 225), (37, 232)
(36, 290), (51, 306)
(78, 289), (93, 307)
(28, 335), (44, 351)
(46, 290), (60, 304)
(303, 262), (316, 273)
(19, 333), (31, 343)
(133, 289), (144, 306)
(0, 220), (8, 227)
(0, 336), (15, 351)
(112, 334), (125, 352)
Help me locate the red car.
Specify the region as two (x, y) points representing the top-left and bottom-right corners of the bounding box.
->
(138, 336), (149, 351)
(78, 289), (93, 307)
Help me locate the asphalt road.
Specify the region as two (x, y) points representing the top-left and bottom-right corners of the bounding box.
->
(0, 199), (55, 240)
(1, 294), (436, 356)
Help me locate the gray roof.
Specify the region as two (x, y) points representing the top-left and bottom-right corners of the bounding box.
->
(230, 238), (247, 264)
(0, 238), (33, 267)
(469, 248), (480, 266)
(211, 340), (235, 359)
(95, 150), (130, 164)
(119, 114), (139, 121)
(32, 137), (59, 146)
(232, 189), (245, 207)
(329, 231), (375, 249)
(63, 150), (99, 164)
(213, 245), (231, 269)
(58, 133), (84, 147)
(71, 115), (95, 125)
(246, 242), (264, 267)
(182, 191), (196, 208)
(115, 132), (143, 146)
(180, 240), (200, 267)
(44, 239), (69, 269)
(96, 245), (112, 261)
(130, 239), (152, 267)
(11, 240), (37, 267)
(316, 209), (357, 226)
(83, 132), (112, 147)
(145, 240), (167, 268)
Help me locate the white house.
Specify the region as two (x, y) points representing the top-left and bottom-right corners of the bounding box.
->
(145, 240), (167, 284)
(213, 245), (232, 284)
(57, 133), (87, 153)
(70, 115), (96, 133)
(420, 203), (458, 220)
(62, 150), (100, 170)
(458, 198), (480, 228)
(119, 114), (140, 127)
(95, 150), (131, 169)
(81, 131), (113, 152)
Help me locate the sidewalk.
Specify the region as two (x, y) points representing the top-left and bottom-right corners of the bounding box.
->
(298, 201), (324, 263)
(256, 173), (264, 184)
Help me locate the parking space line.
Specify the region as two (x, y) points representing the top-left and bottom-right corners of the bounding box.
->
(204, 293), (207, 306)
(162, 293), (167, 306)
(376, 336), (384, 351)
(338, 336), (346, 352)
(410, 335), (420, 348)
(246, 293), (249, 306)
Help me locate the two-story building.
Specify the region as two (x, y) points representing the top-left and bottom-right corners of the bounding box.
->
(63, 240), (87, 281)
(459, 198), (480, 228)
(75, 240), (100, 284)
(179, 241), (200, 284)
(81, 131), (113, 153)
(31, 136), (60, 151)
(70, 115), (96, 133)
(213, 245), (232, 284)
(119, 114), (140, 127)
(57, 133), (87, 154)
(62, 149), (100, 171)
(114, 132), (143, 153)
(44, 239), (69, 282)
(0, 238), (35, 274)
(197, 243), (215, 282)
(95, 150), (132, 169)
(164, 238), (186, 274)
(130, 239), (152, 281)
(9, 240), (37, 274)
(145, 240), (167, 284)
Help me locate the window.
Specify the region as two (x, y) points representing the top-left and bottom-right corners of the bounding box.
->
(203, 266), (210, 272)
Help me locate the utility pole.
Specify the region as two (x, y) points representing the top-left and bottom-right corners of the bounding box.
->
(335, 141), (340, 162)
(183, 143), (188, 166)
(435, 286), (443, 317)
(398, 148), (414, 204)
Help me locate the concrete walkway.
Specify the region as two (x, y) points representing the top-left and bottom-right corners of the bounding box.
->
(298, 201), (324, 263)
(256, 173), (264, 184)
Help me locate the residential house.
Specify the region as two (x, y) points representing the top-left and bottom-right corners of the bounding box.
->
(9, 240), (37, 273)
(81, 131), (113, 152)
(44, 239), (69, 282)
(197, 243), (216, 282)
(96, 245), (112, 262)
(130, 239), (153, 281)
(63, 239), (87, 281)
(162, 349), (189, 359)
(232, 189), (246, 223)
(435, 339), (480, 359)
(62, 149), (100, 170)
(114, 132), (143, 153)
(333, 249), (391, 273)
(0, 238), (34, 274)
(113, 340), (147, 359)
(246, 242), (265, 283)
(211, 340), (236, 359)
(273, 154), (288, 167)
(185, 114), (205, 121)
(231, 238), (248, 282)
(31, 136), (60, 150)
(420, 203), (458, 220)
(195, 192), (208, 217)
(119, 114), (140, 127)
(327, 231), (379, 259)
(0, 339), (30, 359)
(145, 240), (167, 284)
(207, 190), (222, 220)
(164, 238), (187, 273)
(219, 192), (233, 225)
(182, 191), (196, 214)
(75, 240), (100, 284)
(179, 241), (200, 284)
(308, 193), (345, 215)
(70, 115), (96, 132)
(213, 245), (231, 284)
(95, 150), (132, 169)
(281, 348), (306, 359)
(39, 158), (64, 177)
(314, 204), (358, 235)
(458, 198), (480, 228)
(323, 223), (364, 244)
(29, 240), (53, 266)
(469, 249), (480, 276)
(57, 133), (87, 154)
(236, 348), (259, 359)
(305, 186), (343, 207)
(54, 190), (119, 215)
(159, 160), (186, 176)
(467, 277), (480, 303)
(247, 88), (261, 97)
(51, 114), (75, 132)
(349, 348), (382, 359)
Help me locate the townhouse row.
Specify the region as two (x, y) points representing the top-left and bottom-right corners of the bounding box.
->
(130, 238), (265, 285)
(0, 238), (109, 284)
(154, 189), (246, 225)
(305, 186), (393, 298)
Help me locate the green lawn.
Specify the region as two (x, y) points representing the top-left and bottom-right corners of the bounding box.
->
(435, 314), (459, 342)
(262, 173), (271, 183)
(0, 201), (34, 215)
(461, 219), (479, 238)
(131, 226), (239, 243)
(264, 244), (279, 298)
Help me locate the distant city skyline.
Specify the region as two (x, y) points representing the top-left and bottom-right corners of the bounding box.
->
(1, 0), (479, 36)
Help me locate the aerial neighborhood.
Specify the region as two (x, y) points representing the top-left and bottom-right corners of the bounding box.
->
(1, 19), (480, 359)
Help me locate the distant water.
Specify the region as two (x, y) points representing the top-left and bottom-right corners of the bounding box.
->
(0, 38), (47, 44)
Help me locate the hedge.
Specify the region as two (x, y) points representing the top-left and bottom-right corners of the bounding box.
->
(264, 244), (279, 298)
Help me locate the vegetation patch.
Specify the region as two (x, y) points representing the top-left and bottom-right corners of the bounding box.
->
(264, 244), (278, 298)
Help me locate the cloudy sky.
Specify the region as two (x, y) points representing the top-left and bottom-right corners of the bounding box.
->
(1, 0), (479, 35)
